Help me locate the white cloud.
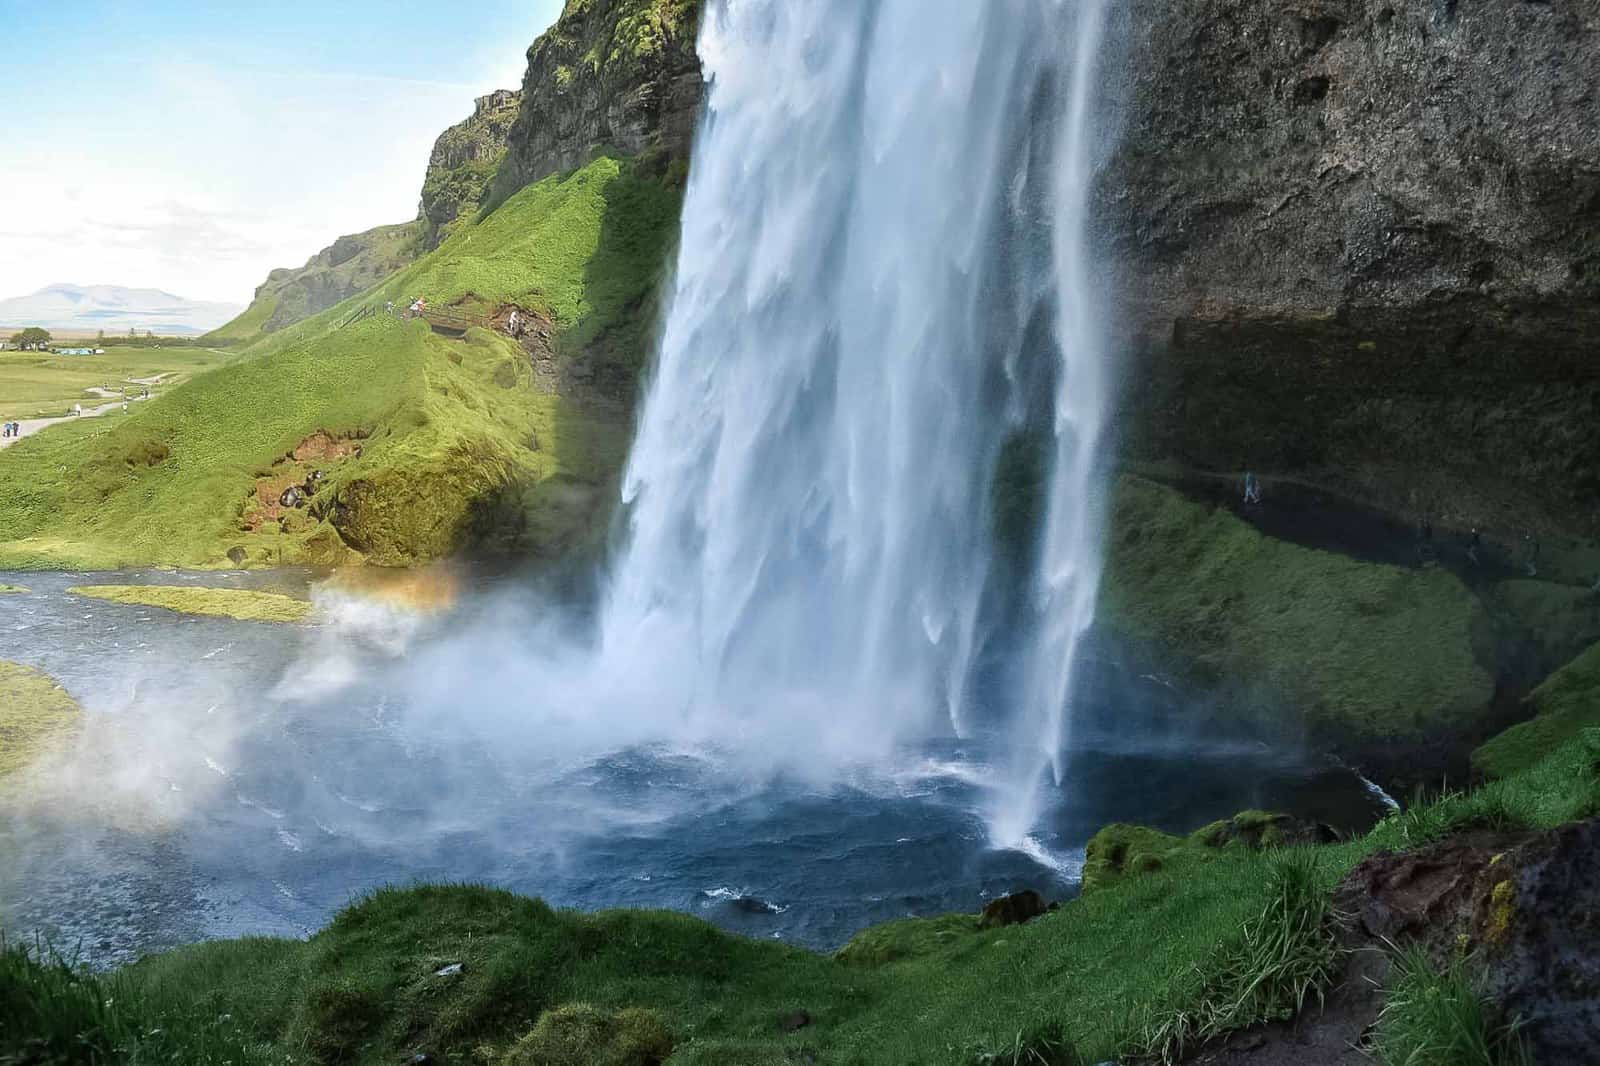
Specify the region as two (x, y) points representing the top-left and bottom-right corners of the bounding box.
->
(0, 55), (526, 304)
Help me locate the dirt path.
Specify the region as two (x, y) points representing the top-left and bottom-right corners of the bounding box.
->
(0, 396), (147, 449)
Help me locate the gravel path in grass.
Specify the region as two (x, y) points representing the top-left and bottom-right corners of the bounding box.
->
(0, 395), (150, 449)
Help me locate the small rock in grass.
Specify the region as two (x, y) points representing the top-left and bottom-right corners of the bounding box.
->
(979, 889), (1052, 929)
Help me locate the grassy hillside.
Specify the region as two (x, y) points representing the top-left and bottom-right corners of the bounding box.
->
(0, 156), (678, 571)
(1474, 640), (1600, 780)
(1099, 475), (1496, 747)
(205, 222), (425, 347)
(202, 289), (280, 346)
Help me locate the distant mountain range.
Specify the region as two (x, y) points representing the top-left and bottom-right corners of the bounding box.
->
(0, 284), (244, 336)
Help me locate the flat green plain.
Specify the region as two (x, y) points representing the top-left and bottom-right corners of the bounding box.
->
(0, 346), (234, 420)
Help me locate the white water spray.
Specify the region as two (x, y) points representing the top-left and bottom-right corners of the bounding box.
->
(601, 0), (1117, 840)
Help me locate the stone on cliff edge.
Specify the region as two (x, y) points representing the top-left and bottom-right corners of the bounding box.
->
(979, 890), (1054, 929)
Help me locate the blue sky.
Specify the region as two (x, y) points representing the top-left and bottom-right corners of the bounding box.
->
(0, 0), (565, 303)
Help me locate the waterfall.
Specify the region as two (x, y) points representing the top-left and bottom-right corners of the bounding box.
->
(599, 0), (1116, 837)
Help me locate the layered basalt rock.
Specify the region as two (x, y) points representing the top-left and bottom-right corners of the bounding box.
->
(490, 0), (703, 203)
(1103, 0), (1600, 536)
(419, 89), (523, 249)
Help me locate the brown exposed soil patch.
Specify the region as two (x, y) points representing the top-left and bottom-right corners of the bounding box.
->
(243, 433), (363, 531)
(290, 431), (360, 464)
(247, 474), (305, 530)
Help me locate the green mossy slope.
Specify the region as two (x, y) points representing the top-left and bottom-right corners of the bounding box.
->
(1473, 641), (1600, 780)
(0, 157), (674, 571)
(205, 222), (424, 346)
(203, 289), (281, 346)
(1099, 475), (1496, 745)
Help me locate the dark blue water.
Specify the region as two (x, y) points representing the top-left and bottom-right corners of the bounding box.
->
(0, 569), (1388, 966)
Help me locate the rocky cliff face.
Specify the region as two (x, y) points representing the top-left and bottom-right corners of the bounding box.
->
(216, 0), (703, 344)
(1104, 0), (1600, 536)
(490, 0), (703, 204)
(419, 89), (523, 249)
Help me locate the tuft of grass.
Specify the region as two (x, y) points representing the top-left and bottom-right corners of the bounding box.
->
(500, 1003), (674, 1066)
(1374, 945), (1530, 1066)
(0, 584), (28, 594)
(0, 661), (80, 776)
(1137, 849), (1344, 1064)
(68, 585), (314, 623)
(1473, 641), (1600, 779)
(967, 1020), (1083, 1066)
(0, 939), (279, 1065)
(0, 939), (138, 1064)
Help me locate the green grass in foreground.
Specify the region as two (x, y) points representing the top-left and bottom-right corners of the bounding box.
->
(1473, 640), (1600, 780)
(1374, 945), (1530, 1066)
(0, 156), (670, 571)
(0, 661), (80, 776)
(6, 730), (1595, 1066)
(1099, 475), (1495, 744)
(67, 585), (313, 623)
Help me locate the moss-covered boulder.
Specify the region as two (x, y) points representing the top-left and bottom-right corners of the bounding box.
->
(0, 662), (80, 776)
(1099, 475), (1496, 748)
(501, 1003), (673, 1066)
(1187, 810), (1331, 851)
(1081, 824), (1188, 893)
(1083, 811), (1325, 893)
(1473, 642), (1600, 780)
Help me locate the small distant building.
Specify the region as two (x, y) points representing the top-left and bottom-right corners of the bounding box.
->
(58, 347), (96, 356)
